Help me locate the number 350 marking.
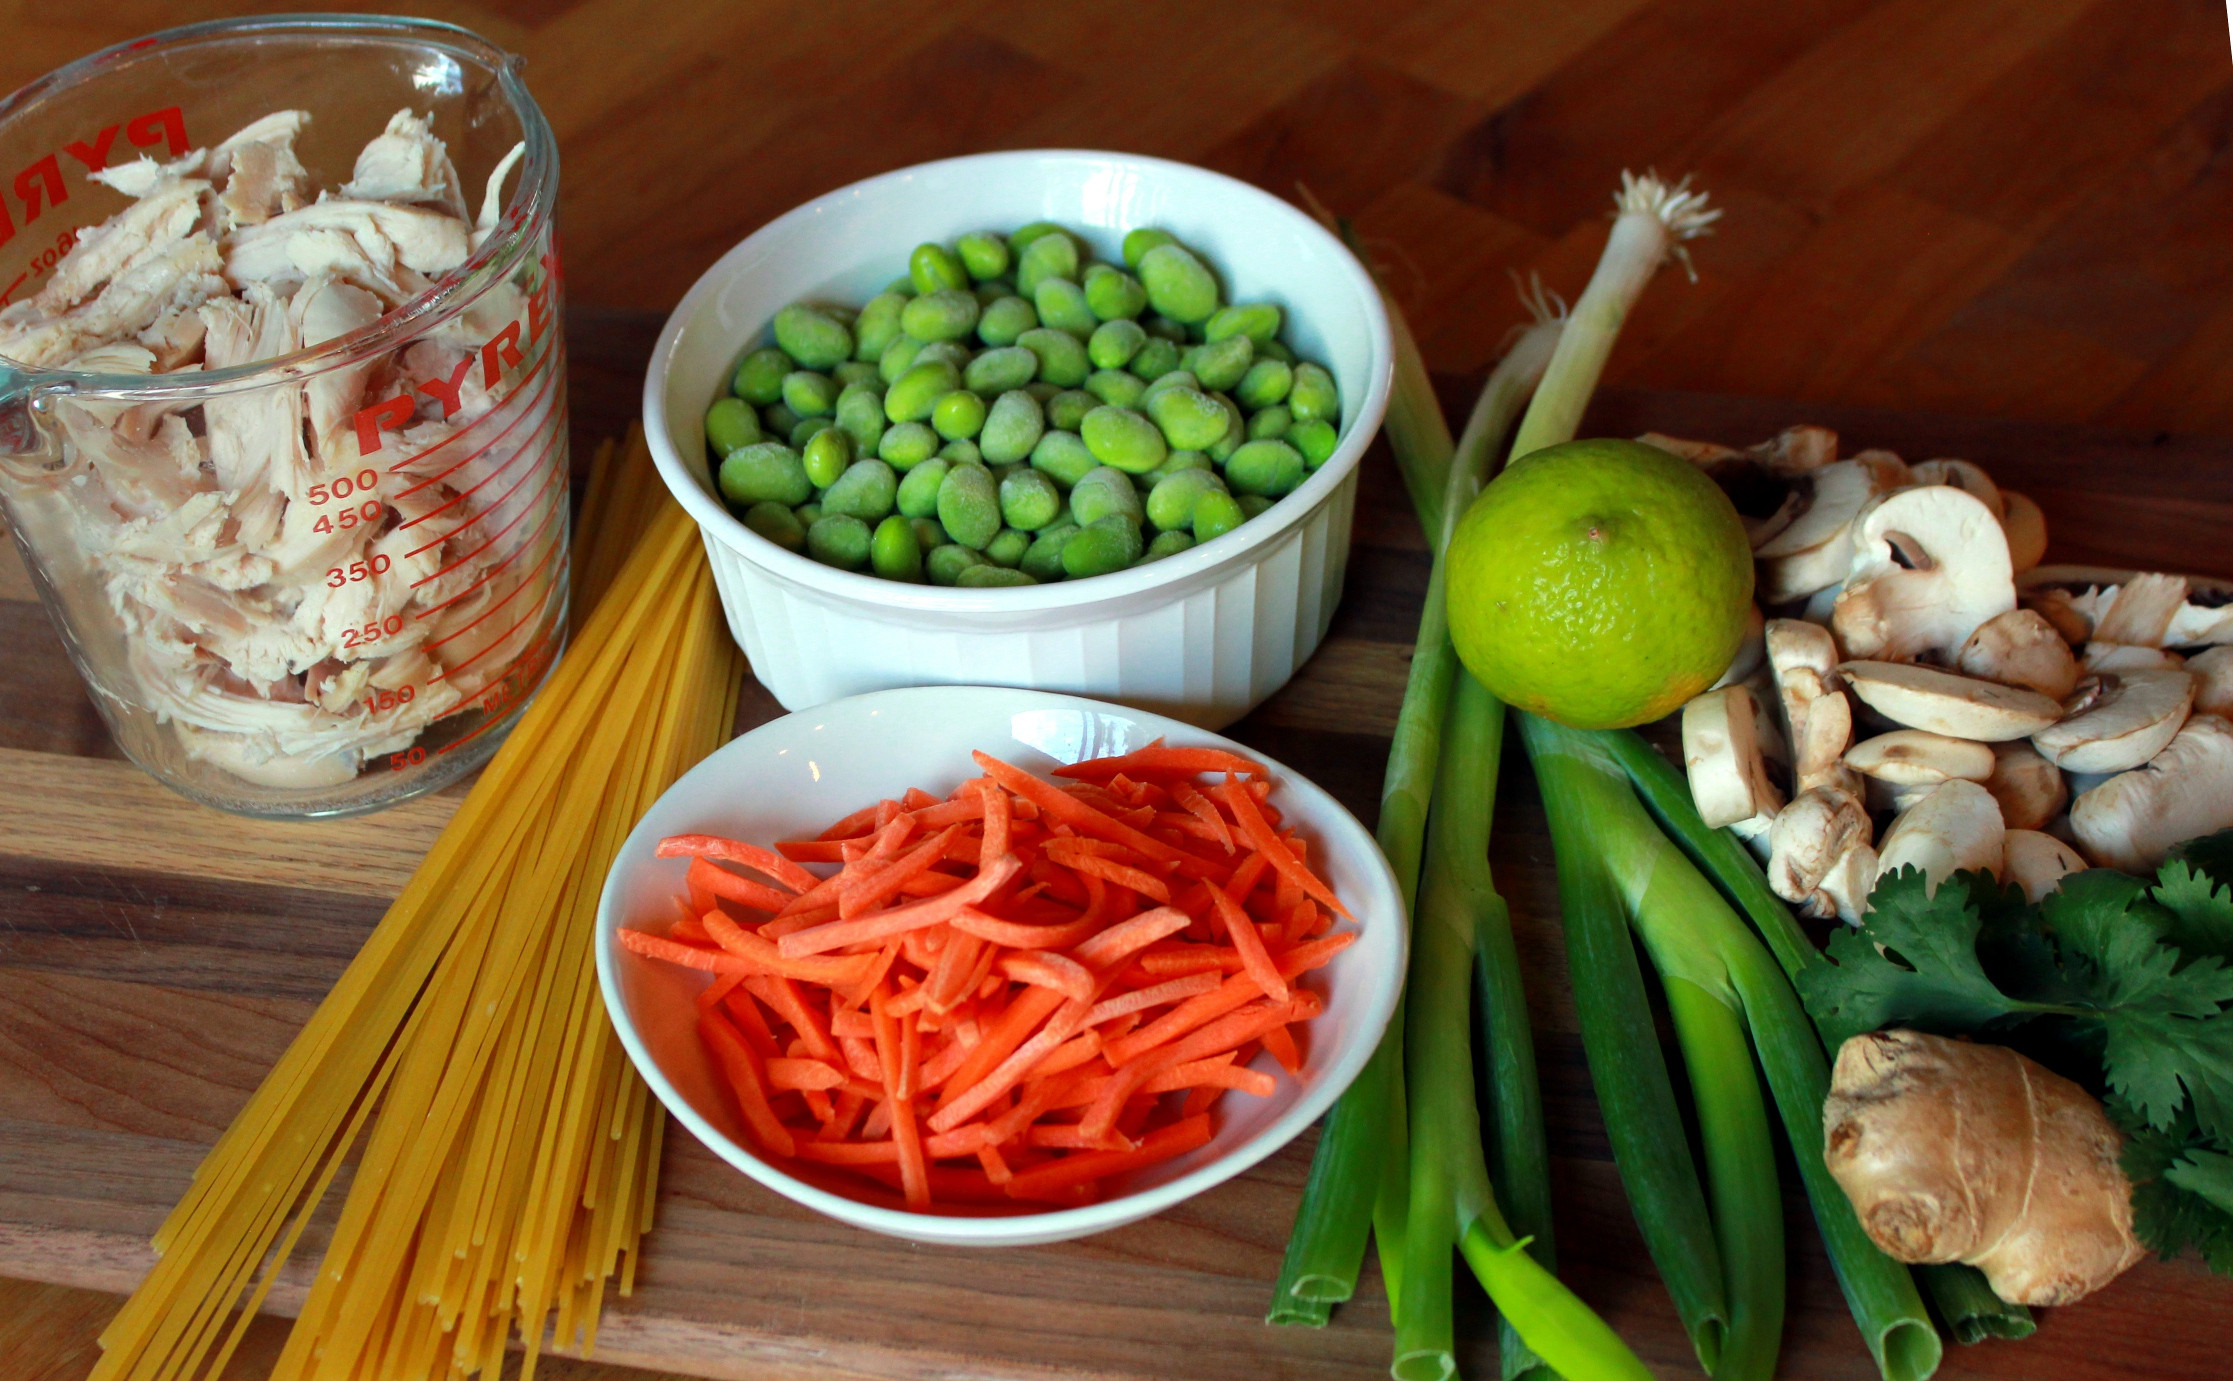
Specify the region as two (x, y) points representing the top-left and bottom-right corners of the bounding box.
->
(326, 552), (393, 588)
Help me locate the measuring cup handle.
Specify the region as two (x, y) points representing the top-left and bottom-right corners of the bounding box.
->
(0, 363), (62, 480)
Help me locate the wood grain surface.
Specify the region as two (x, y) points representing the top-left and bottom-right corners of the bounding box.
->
(4, 1), (2233, 1378)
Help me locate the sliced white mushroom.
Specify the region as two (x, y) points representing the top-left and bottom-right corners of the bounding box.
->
(1999, 491), (2047, 574)
(1757, 454), (1908, 603)
(1909, 458), (2006, 520)
(1840, 661), (2065, 742)
(1802, 582), (1842, 628)
(2031, 669), (2195, 774)
(2190, 645), (2233, 718)
(2002, 830), (2087, 903)
(1833, 485), (2015, 661)
(1819, 839), (1880, 925)
(1729, 808), (1777, 862)
(2070, 714), (2233, 872)
(2081, 642), (2185, 674)
(1770, 787), (1872, 919)
(1749, 424), (1840, 477)
(1766, 618), (1841, 750)
(1683, 685), (1785, 829)
(1648, 435), (1806, 549)
(1876, 779), (2005, 892)
(2166, 593), (2233, 647)
(1845, 729), (1995, 786)
(1638, 432), (1744, 466)
(1865, 777), (1939, 816)
(1712, 604), (1769, 691)
(1956, 608), (2081, 700)
(2021, 586), (2093, 646)
(1983, 739), (2068, 832)
(1796, 691), (1865, 798)
(2093, 572), (2188, 648)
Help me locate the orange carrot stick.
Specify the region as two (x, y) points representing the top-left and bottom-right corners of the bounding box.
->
(700, 1009), (797, 1157)
(1086, 973), (1223, 1025)
(1260, 1022), (1303, 1075)
(1169, 780), (1235, 853)
(766, 1057), (848, 1091)
(1055, 746), (1267, 780)
(1002, 1115), (1213, 1199)
(947, 906), (1102, 952)
(928, 994), (1099, 1133)
(1208, 880), (1289, 1003)
(620, 928), (875, 986)
(980, 780), (1011, 861)
(657, 834), (818, 894)
(839, 824), (959, 920)
(997, 950), (1096, 1003)
(694, 970), (747, 1014)
(1070, 905), (1192, 970)
(930, 986), (1068, 1110)
(1145, 1057), (1276, 1097)
(780, 854), (1021, 958)
(1051, 850), (1172, 903)
(744, 974), (841, 1063)
(1212, 778), (1348, 918)
(973, 751), (1200, 873)
(721, 989), (781, 1057)
(775, 839), (851, 863)
(687, 856), (794, 914)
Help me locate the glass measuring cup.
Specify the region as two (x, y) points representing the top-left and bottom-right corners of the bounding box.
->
(0, 16), (569, 818)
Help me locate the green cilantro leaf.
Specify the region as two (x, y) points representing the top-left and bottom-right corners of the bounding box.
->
(1799, 868), (2040, 1048)
(2119, 1103), (2233, 1274)
(2167, 1148), (2233, 1217)
(2154, 858), (2233, 964)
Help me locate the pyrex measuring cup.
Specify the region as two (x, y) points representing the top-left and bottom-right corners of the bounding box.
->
(0, 16), (569, 818)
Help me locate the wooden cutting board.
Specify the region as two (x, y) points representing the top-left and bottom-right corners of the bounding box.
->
(3, 384), (2230, 1381)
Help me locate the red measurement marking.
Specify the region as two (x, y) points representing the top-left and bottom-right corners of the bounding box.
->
(409, 465), (565, 589)
(423, 530), (564, 658)
(385, 348), (558, 482)
(397, 413), (560, 538)
(402, 426), (557, 559)
(0, 271), (26, 307)
(411, 497), (565, 622)
(436, 633), (559, 757)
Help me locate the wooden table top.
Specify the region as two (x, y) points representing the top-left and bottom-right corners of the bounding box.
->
(5, 2), (2233, 1378)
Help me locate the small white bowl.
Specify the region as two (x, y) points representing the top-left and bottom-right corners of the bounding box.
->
(643, 150), (1394, 730)
(594, 686), (1405, 1247)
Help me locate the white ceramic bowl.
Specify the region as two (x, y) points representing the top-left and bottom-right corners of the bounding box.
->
(643, 150), (1394, 730)
(594, 686), (1405, 1247)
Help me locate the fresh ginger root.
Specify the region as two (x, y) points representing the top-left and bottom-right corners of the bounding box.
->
(1823, 1029), (2145, 1306)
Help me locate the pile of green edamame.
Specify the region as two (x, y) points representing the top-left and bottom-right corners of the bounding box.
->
(703, 222), (1341, 587)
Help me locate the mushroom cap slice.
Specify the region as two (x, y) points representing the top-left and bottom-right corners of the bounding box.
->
(2070, 714), (2233, 872)
(1833, 485), (2016, 662)
(1909, 458), (2005, 520)
(1819, 840), (1880, 925)
(1750, 424), (1841, 477)
(1683, 685), (1785, 829)
(1957, 608), (2081, 700)
(2081, 642), (2185, 674)
(2191, 645), (2233, 719)
(2031, 669), (2195, 774)
(1876, 779), (2006, 893)
(1766, 618), (1840, 744)
(1797, 691), (1865, 798)
(1712, 604), (1769, 691)
(1845, 729), (1995, 786)
(1756, 455), (1908, 603)
(1770, 787), (1872, 916)
(2000, 491), (2048, 574)
(2003, 830), (2087, 904)
(1841, 661), (2064, 741)
(2093, 572), (2188, 648)
(1984, 739), (2068, 832)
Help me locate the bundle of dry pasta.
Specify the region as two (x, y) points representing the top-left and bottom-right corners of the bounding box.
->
(94, 430), (743, 1381)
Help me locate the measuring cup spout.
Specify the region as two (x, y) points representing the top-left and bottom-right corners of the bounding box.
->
(0, 364), (35, 455)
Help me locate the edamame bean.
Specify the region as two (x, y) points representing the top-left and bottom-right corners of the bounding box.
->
(1016, 232), (1079, 297)
(927, 544), (984, 585)
(1239, 494), (1275, 518)
(1138, 244), (1220, 324)
(1140, 368), (1197, 405)
(999, 466), (1062, 531)
(1084, 368), (1146, 409)
(762, 402), (801, 436)
(1129, 336), (1183, 382)
(915, 340), (972, 371)
(1046, 389), (1098, 432)
(911, 516), (946, 550)
(802, 426), (852, 488)
(884, 276), (916, 296)
(870, 514), (923, 580)
(909, 242), (969, 294)
(1187, 333), (1253, 392)
(719, 442), (812, 507)
(1145, 385), (1227, 450)
(977, 295), (1038, 347)
(957, 231), (1010, 281)
(706, 397), (761, 455)
(733, 347), (792, 405)
(1259, 338), (1296, 365)
(940, 438), (982, 466)
(897, 457), (951, 518)
(1069, 466), (1144, 527)
(782, 369), (837, 418)
(773, 304), (853, 370)
(1080, 406), (1168, 475)
(979, 390), (1045, 465)
(1141, 313), (1189, 342)
(937, 462), (1001, 550)
(989, 461), (1022, 486)
(1145, 467), (1227, 532)
(1061, 515), (1144, 578)
(1146, 449), (1212, 484)
(899, 288), (981, 343)
(1289, 362), (1339, 423)
(1007, 221), (1068, 254)
(885, 360), (961, 423)
(1224, 439), (1305, 497)
(1017, 327), (1090, 387)
(853, 292), (909, 360)
(1235, 358), (1293, 410)
(806, 513), (872, 570)
(743, 500), (805, 552)
(984, 527), (1030, 568)
(973, 279), (1009, 307)
(1083, 263), (1148, 321)
(1024, 381), (1062, 404)
(1247, 404), (1292, 441)
(1289, 417), (1339, 469)
(1192, 489), (1245, 543)
(877, 420), (939, 469)
(1144, 529), (1195, 562)
(1206, 302), (1282, 344)
(1123, 227), (1177, 269)
(933, 389), (987, 440)
(878, 334), (926, 385)
(835, 384), (886, 454)
(789, 416), (832, 448)
(1206, 393), (1246, 462)
(1020, 521), (1077, 581)
(957, 564), (1036, 587)
(1030, 430), (1097, 487)
(795, 501), (823, 526)
(822, 458), (898, 522)
(1088, 319), (1147, 370)
(1034, 277), (1097, 337)
(833, 360), (880, 389)
(964, 345), (1038, 395)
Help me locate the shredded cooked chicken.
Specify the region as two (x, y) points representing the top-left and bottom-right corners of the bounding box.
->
(0, 109), (550, 791)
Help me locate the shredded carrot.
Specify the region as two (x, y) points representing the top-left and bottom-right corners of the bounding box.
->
(657, 834), (818, 894)
(1056, 746), (1267, 780)
(1213, 778), (1349, 919)
(701, 1009), (796, 1157)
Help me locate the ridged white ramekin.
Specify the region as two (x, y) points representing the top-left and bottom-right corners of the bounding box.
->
(643, 150), (1393, 728)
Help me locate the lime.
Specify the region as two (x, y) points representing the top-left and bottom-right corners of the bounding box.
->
(1445, 438), (1753, 729)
